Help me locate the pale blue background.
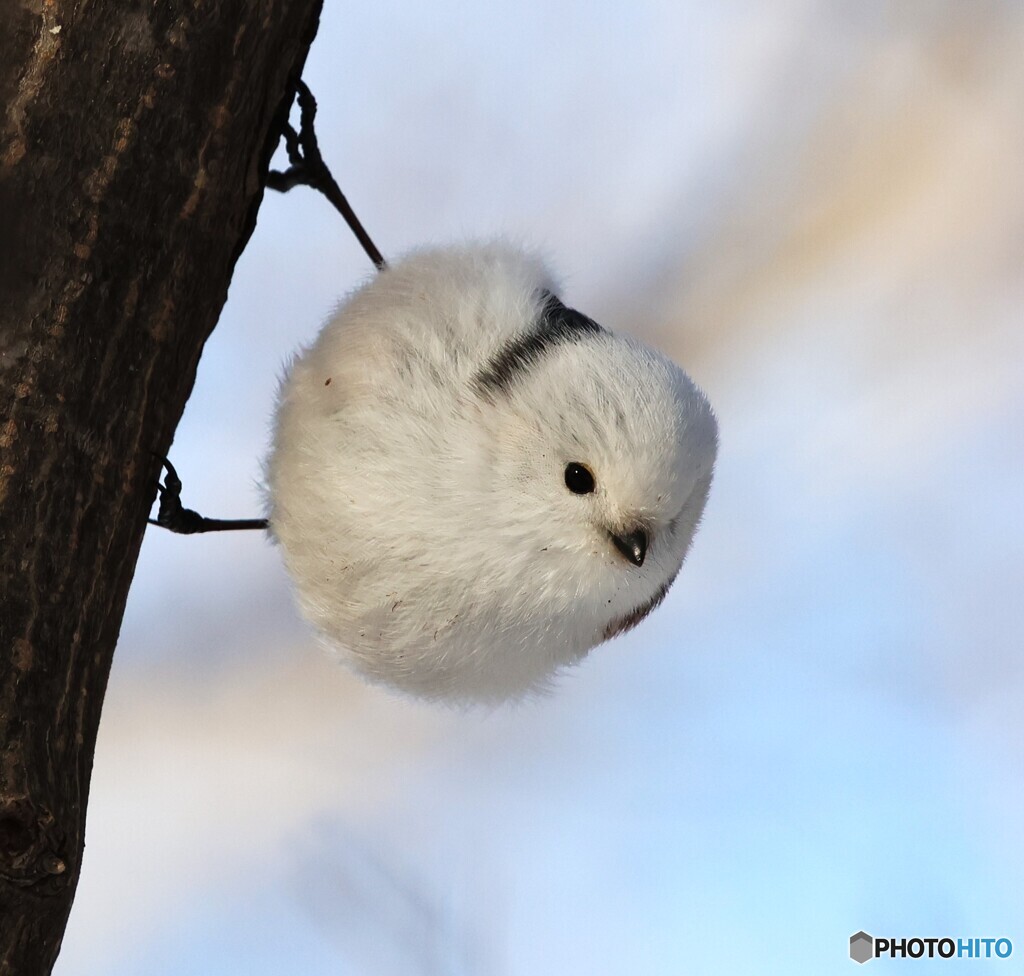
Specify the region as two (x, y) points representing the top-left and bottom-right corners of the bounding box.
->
(59, 1), (1023, 973)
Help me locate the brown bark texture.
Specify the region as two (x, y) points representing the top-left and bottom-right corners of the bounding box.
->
(0, 1), (323, 972)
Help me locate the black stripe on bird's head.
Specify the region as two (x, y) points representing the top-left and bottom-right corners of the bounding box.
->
(474, 292), (607, 398)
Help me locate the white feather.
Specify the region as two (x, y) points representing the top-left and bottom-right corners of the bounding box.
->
(266, 242), (717, 703)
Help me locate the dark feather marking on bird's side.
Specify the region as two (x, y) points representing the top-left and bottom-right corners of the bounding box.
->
(474, 292), (606, 396)
(603, 569), (678, 641)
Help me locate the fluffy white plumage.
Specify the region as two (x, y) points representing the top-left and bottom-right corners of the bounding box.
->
(266, 243), (717, 703)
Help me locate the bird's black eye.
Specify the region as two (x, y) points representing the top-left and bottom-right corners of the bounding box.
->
(564, 462), (595, 495)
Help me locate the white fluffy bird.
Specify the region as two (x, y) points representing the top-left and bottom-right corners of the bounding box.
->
(266, 242), (717, 703)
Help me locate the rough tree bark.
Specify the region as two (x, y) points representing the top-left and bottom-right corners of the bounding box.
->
(0, 1), (324, 972)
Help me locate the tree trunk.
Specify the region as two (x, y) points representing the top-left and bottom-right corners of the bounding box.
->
(0, 1), (323, 971)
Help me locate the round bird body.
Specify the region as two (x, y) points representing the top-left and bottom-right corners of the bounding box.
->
(266, 243), (717, 703)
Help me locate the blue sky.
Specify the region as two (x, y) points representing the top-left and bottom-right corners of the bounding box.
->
(57, 2), (1023, 973)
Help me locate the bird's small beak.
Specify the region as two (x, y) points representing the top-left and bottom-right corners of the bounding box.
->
(611, 527), (647, 567)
